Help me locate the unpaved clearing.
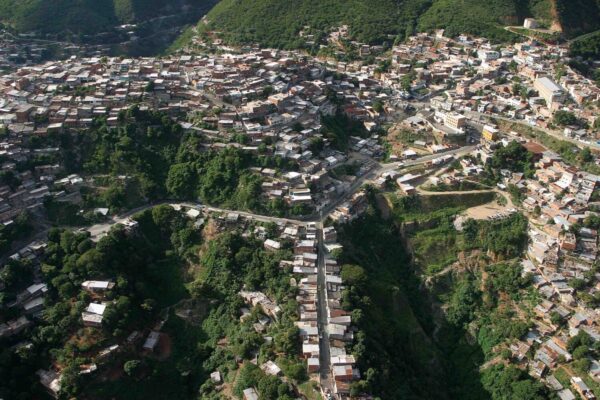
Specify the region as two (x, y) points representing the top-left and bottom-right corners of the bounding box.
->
(465, 201), (510, 220)
(464, 192), (514, 220)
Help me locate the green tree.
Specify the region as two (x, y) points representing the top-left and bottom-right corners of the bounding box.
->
(166, 162), (197, 199)
(373, 100), (384, 113)
(572, 345), (589, 360)
(553, 110), (578, 126)
(549, 311), (563, 326)
(123, 359), (141, 376)
(341, 264), (366, 288)
(401, 73), (413, 92)
(568, 331), (593, 352)
(569, 278), (587, 291)
(309, 137), (325, 154)
(145, 81), (155, 92)
(579, 147), (593, 163)
(446, 275), (480, 327)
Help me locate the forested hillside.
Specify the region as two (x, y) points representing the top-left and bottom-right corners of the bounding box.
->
(201, 0), (431, 49)
(2, 0), (598, 47)
(554, 0), (600, 37)
(570, 31), (600, 59)
(200, 0), (600, 48)
(417, 0), (550, 41)
(0, 0), (213, 35)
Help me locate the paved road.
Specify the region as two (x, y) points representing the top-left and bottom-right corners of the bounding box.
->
(316, 223), (334, 395)
(40, 143), (477, 400)
(310, 145), (476, 221)
(86, 203), (162, 240)
(464, 110), (600, 150)
(195, 204), (309, 226)
(83, 145), (477, 241)
(381, 145), (477, 172)
(86, 201), (310, 240)
(404, 96), (597, 151)
(314, 164), (379, 220)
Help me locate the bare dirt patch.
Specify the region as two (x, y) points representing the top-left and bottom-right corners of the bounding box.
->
(202, 218), (219, 242)
(188, 218), (221, 275)
(464, 193), (514, 220)
(155, 333), (172, 361)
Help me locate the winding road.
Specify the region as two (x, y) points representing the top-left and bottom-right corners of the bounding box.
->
(83, 144), (477, 240)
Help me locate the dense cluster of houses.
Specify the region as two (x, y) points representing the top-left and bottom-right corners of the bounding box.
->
(0, 43), (395, 225)
(1, 19), (600, 398)
(389, 32), (597, 136)
(451, 132), (600, 398)
(515, 150), (600, 399)
(0, 29), (106, 72)
(286, 223), (359, 398)
(235, 213), (363, 398)
(0, 239), (47, 337)
(376, 32), (599, 162)
(319, 229), (360, 397)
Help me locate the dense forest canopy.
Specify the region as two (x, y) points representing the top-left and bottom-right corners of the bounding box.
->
(200, 0), (600, 48)
(570, 30), (600, 59)
(2, 0), (598, 48)
(0, 0), (215, 35)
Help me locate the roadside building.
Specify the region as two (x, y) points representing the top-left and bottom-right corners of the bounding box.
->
(534, 77), (565, 105)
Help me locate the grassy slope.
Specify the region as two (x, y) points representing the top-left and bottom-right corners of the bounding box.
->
(2, 0), (598, 45)
(338, 208), (452, 399)
(0, 0), (115, 33)
(1, 0), (598, 45)
(418, 0), (519, 40)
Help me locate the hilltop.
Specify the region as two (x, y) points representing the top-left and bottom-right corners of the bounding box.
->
(199, 0), (600, 48)
(0, 0), (214, 35)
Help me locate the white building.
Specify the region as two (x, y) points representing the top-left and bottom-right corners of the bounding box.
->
(524, 18), (538, 29)
(534, 77), (565, 105)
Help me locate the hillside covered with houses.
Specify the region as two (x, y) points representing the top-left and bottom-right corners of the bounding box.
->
(0, 4), (600, 400)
